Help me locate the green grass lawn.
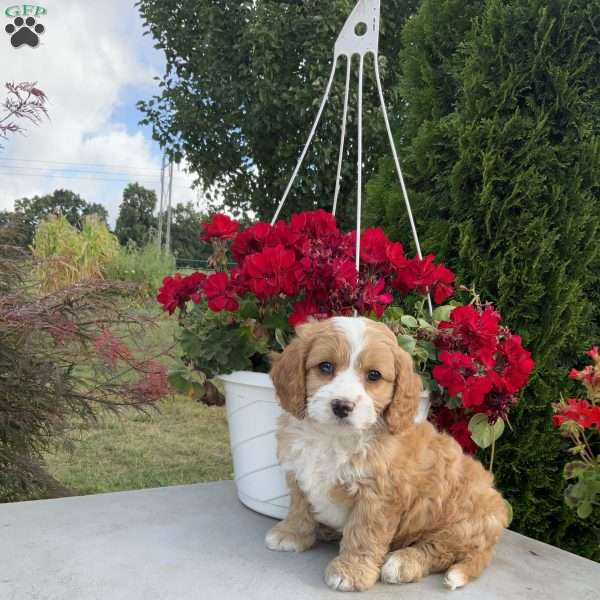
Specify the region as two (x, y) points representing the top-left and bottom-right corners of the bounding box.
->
(44, 300), (233, 497)
(45, 399), (233, 495)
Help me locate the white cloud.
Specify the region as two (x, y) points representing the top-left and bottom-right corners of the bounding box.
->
(0, 0), (198, 226)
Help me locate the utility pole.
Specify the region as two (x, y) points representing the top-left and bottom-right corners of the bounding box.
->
(165, 160), (174, 255)
(157, 152), (166, 251)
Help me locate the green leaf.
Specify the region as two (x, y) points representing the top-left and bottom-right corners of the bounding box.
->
(385, 306), (404, 321)
(468, 414), (505, 449)
(397, 334), (417, 355)
(413, 345), (429, 362)
(417, 318), (434, 330)
(432, 305), (454, 323)
(577, 502), (593, 519)
(167, 363), (206, 399)
(567, 481), (586, 499)
(563, 461), (588, 480)
(263, 312), (288, 331)
(401, 315), (418, 328)
(419, 340), (437, 360)
(239, 298), (259, 320)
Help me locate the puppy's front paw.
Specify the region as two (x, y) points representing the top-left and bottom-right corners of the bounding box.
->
(325, 557), (378, 592)
(265, 525), (315, 552)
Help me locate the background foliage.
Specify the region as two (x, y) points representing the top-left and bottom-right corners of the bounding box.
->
(115, 183), (158, 247)
(1, 189), (108, 248)
(136, 0), (419, 226)
(106, 238), (176, 298)
(32, 215), (120, 292)
(367, 0), (600, 559)
(0, 250), (166, 502)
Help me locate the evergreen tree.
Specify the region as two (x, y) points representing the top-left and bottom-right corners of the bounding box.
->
(368, 0), (600, 559)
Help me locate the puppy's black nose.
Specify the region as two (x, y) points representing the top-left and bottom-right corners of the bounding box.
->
(332, 399), (354, 419)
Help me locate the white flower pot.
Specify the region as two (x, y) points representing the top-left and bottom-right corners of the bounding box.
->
(219, 370), (431, 520)
(219, 371), (289, 519)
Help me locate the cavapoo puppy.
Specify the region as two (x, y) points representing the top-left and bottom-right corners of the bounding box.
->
(265, 317), (507, 592)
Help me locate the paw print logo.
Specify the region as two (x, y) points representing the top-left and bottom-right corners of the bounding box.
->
(5, 16), (45, 48)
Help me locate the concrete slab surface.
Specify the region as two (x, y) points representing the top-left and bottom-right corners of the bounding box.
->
(1, 480), (598, 600)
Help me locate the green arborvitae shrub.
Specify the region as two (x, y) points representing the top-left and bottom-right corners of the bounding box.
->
(367, 0), (600, 559)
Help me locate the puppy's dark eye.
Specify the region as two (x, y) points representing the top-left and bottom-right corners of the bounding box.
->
(319, 361), (334, 375)
(367, 370), (382, 382)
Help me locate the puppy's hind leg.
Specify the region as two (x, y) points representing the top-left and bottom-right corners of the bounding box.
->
(381, 542), (454, 584)
(382, 511), (505, 587)
(444, 548), (494, 590)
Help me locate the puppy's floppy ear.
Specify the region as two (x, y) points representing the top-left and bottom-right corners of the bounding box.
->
(384, 345), (423, 434)
(270, 325), (311, 418)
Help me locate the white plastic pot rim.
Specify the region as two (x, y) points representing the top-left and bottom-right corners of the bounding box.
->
(218, 371), (273, 389)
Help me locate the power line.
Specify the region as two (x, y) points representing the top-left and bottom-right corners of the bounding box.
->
(0, 170), (193, 191)
(0, 164), (171, 179)
(0, 157), (163, 172)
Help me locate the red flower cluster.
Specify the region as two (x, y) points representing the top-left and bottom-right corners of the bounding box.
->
(203, 272), (239, 312)
(431, 304), (534, 430)
(200, 214), (239, 241)
(554, 346), (600, 430)
(173, 210), (454, 325)
(553, 399), (600, 429)
(156, 272), (206, 314)
(568, 356), (600, 390)
(159, 211), (456, 322)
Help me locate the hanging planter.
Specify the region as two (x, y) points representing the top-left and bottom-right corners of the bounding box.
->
(159, 0), (535, 519)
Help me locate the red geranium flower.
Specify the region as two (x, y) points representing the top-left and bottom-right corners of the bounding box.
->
(332, 258), (358, 290)
(439, 305), (500, 366)
(391, 254), (454, 304)
(231, 221), (271, 262)
(203, 272), (239, 312)
(360, 228), (390, 265)
(243, 245), (299, 299)
(157, 272), (206, 314)
(432, 351), (475, 396)
(461, 374), (494, 408)
(450, 420), (479, 455)
(553, 398), (600, 429)
(359, 278), (394, 317)
(289, 298), (323, 327)
(290, 209), (338, 239)
(386, 241), (406, 268)
(497, 334), (534, 393)
(200, 213), (239, 241)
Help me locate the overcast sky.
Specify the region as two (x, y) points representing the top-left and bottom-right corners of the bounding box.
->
(0, 0), (199, 226)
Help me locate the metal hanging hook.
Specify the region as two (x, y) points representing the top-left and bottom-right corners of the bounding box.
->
(270, 0), (432, 316)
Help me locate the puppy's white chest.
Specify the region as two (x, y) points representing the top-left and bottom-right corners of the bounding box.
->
(279, 421), (364, 531)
